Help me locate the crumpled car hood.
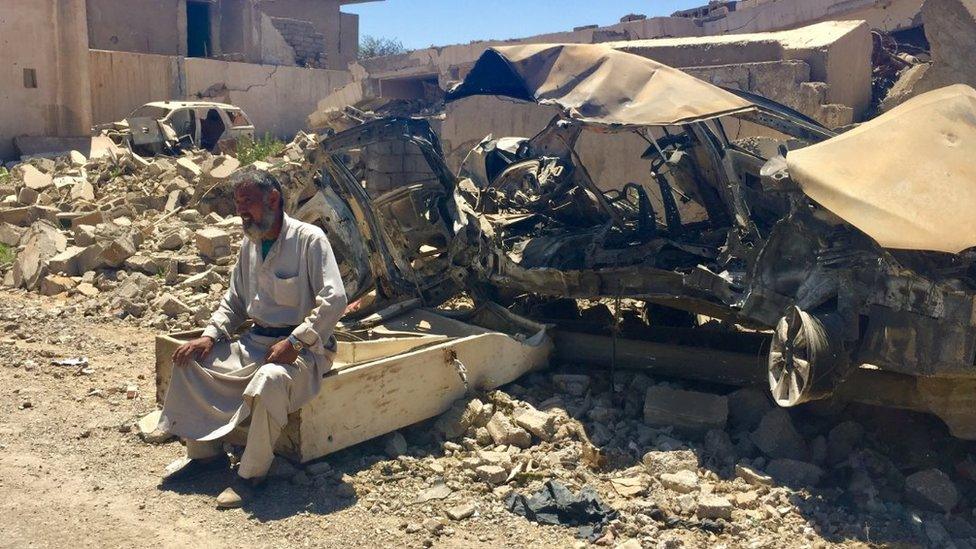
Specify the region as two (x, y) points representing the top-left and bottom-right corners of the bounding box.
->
(787, 84), (976, 254)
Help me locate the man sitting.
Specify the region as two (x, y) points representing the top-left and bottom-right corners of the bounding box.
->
(157, 170), (347, 508)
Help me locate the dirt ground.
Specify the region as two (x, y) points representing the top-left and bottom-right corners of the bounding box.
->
(0, 289), (585, 549)
(2, 288), (975, 549)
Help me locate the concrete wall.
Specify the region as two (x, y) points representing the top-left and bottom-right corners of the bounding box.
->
(183, 58), (352, 137)
(86, 0), (185, 55)
(704, 0), (923, 34)
(358, 16), (702, 84)
(87, 48), (352, 138)
(254, 0), (346, 69)
(89, 50), (182, 125)
(611, 20), (873, 118)
(338, 11), (359, 67)
(1, 0), (93, 160)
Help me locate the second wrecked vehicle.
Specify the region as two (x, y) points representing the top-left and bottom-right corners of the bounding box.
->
(303, 43), (976, 438)
(97, 101), (256, 157)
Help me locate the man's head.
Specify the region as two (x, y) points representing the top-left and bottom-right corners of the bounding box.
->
(231, 171), (284, 241)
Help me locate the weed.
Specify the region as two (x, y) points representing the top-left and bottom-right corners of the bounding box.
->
(0, 244), (15, 267)
(236, 134), (286, 166)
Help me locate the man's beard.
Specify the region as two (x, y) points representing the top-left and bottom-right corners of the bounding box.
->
(242, 214), (275, 242)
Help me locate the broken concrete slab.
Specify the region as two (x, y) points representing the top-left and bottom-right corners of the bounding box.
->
(905, 468), (959, 513)
(39, 275), (76, 296)
(696, 495), (733, 520)
(156, 293), (194, 318)
(16, 164), (54, 192)
(660, 470), (699, 494)
(643, 449), (699, 475)
(47, 246), (86, 276)
(176, 157), (203, 181)
(643, 385), (728, 438)
(486, 412), (532, 448)
(766, 459), (824, 487)
(513, 407), (556, 441)
(750, 408), (809, 461)
(11, 221), (68, 290)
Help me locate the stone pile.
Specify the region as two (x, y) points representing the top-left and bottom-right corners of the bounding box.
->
(0, 133), (324, 332)
(179, 368), (976, 548)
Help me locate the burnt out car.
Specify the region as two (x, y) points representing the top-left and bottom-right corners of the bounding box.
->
(96, 101), (255, 156)
(308, 44), (976, 438)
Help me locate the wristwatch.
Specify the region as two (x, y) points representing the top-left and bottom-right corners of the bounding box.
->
(287, 334), (304, 352)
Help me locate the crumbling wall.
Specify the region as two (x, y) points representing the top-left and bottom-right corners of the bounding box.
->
(86, 49), (351, 138)
(253, 0), (347, 70)
(1, 0), (93, 161)
(881, 0), (976, 109)
(612, 20), (873, 118)
(88, 50), (183, 125)
(269, 16), (328, 67)
(183, 58), (351, 138)
(86, 0), (184, 56)
(703, 0), (923, 35)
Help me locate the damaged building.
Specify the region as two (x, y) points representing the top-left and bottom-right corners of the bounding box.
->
(0, 0), (380, 160)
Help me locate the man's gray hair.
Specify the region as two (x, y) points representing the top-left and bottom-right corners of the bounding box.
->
(231, 170), (284, 209)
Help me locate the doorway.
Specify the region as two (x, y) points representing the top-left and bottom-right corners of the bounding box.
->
(186, 1), (212, 57)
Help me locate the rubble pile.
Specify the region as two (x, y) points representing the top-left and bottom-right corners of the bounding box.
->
(191, 370), (976, 548)
(0, 134), (323, 332)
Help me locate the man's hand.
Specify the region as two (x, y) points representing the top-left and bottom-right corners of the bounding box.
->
(172, 336), (215, 366)
(265, 339), (299, 365)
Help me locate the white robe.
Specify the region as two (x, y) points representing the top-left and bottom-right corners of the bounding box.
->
(158, 213), (347, 444)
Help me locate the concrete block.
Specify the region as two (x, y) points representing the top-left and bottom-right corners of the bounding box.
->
(696, 495), (733, 520)
(905, 468), (959, 513)
(513, 407), (556, 441)
(750, 408), (809, 460)
(100, 233), (139, 267)
(176, 157), (203, 181)
(643, 385), (728, 437)
(194, 228), (231, 259)
(156, 293), (194, 318)
(485, 412), (532, 448)
(48, 246), (86, 276)
(16, 165), (53, 192)
(660, 470), (699, 494)
(475, 465), (508, 485)
(39, 274), (76, 296)
(766, 459), (824, 487)
(0, 223), (25, 247)
(17, 187), (39, 205)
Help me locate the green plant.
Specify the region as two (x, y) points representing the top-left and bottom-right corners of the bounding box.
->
(0, 167), (10, 185)
(236, 134), (286, 165)
(358, 35), (406, 60)
(0, 244), (15, 267)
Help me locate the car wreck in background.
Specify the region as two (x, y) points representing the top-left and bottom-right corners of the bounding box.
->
(96, 101), (255, 157)
(301, 43), (976, 439)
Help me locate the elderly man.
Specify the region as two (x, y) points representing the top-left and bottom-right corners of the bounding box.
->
(157, 170), (347, 508)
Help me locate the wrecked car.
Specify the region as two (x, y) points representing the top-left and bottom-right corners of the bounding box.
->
(440, 44), (976, 438)
(309, 44), (976, 439)
(97, 101), (255, 157)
